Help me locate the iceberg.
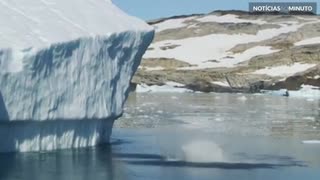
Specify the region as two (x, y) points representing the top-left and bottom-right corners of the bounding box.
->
(0, 0), (154, 152)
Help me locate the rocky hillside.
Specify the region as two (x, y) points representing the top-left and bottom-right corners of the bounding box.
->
(133, 11), (320, 93)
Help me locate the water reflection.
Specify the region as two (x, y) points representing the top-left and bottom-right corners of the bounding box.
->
(0, 145), (308, 180)
(0, 145), (121, 180)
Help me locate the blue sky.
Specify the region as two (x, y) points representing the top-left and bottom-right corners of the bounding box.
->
(113, 0), (320, 20)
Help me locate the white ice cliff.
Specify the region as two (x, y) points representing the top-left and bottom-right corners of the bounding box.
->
(0, 0), (154, 152)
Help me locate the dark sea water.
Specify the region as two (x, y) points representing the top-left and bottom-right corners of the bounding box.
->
(1, 93), (320, 180)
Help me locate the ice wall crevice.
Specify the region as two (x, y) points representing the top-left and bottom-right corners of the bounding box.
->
(0, 91), (9, 121)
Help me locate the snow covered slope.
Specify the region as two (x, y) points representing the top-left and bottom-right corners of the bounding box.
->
(134, 11), (320, 95)
(145, 14), (319, 69)
(0, 0), (154, 152)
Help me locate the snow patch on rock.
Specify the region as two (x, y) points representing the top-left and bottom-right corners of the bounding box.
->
(154, 17), (196, 32)
(145, 23), (302, 69)
(196, 14), (267, 25)
(295, 37), (320, 46)
(211, 81), (230, 87)
(136, 82), (192, 93)
(252, 63), (316, 77)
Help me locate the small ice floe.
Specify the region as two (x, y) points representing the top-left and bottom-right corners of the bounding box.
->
(302, 140), (320, 144)
(262, 85), (320, 99)
(165, 157), (181, 162)
(123, 113), (132, 118)
(215, 117), (224, 122)
(307, 98), (315, 102)
(214, 96), (221, 100)
(156, 110), (164, 114)
(303, 116), (316, 121)
(171, 96), (178, 100)
(261, 89), (289, 97)
(290, 85), (320, 98)
(237, 96), (248, 101)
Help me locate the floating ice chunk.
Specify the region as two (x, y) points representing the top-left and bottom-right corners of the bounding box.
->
(303, 116), (316, 121)
(171, 96), (179, 100)
(302, 140), (320, 144)
(262, 85), (320, 99)
(237, 96), (248, 101)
